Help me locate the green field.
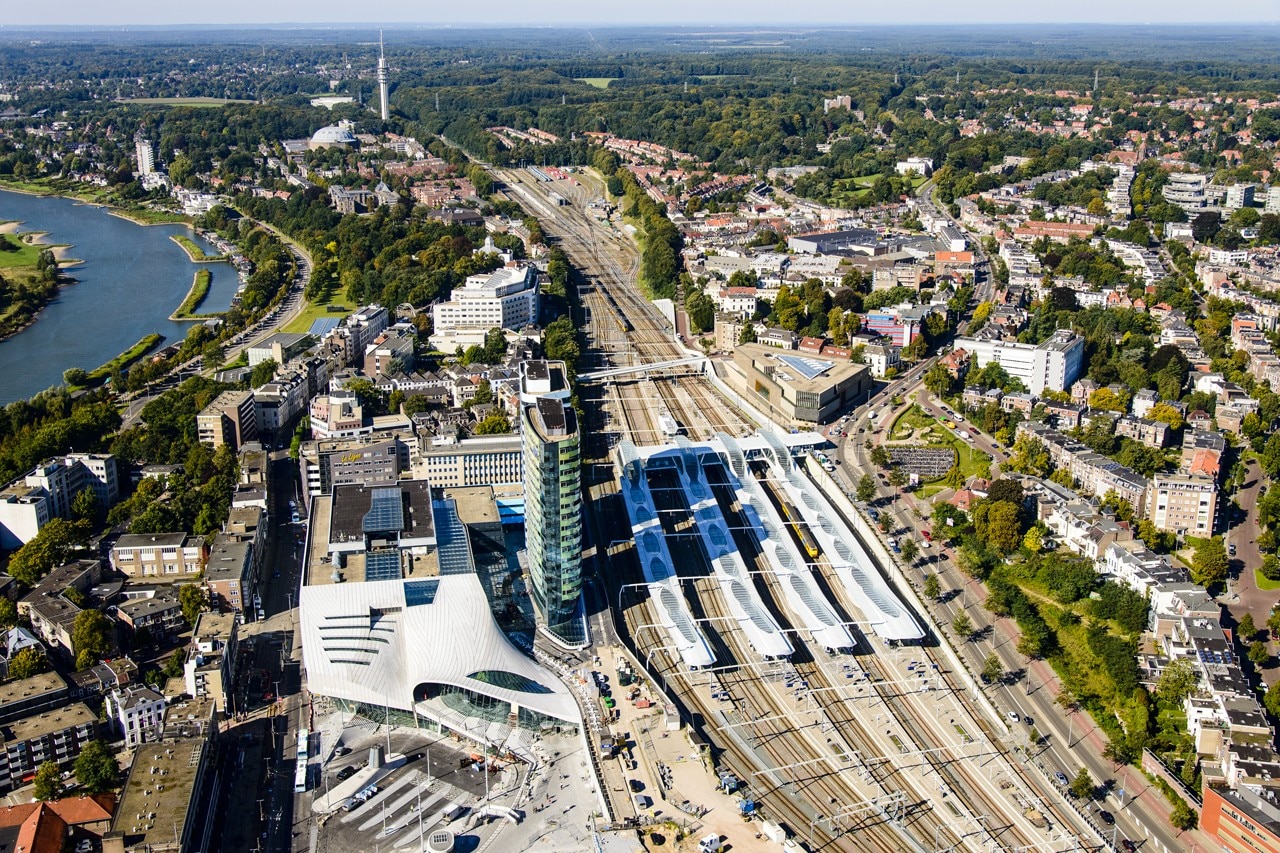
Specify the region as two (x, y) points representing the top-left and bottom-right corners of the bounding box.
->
(113, 207), (189, 225)
(120, 97), (252, 107)
(0, 232), (49, 269)
(283, 297), (355, 334)
(1256, 569), (1280, 591)
(576, 77), (617, 89)
(888, 404), (988, 497)
(828, 173), (929, 206)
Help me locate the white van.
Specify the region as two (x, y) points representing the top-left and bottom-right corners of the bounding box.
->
(698, 835), (724, 853)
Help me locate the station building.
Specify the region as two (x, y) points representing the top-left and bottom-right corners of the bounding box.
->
(729, 343), (872, 428)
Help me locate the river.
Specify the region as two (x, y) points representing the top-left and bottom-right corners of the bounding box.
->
(0, 188), (242, 402)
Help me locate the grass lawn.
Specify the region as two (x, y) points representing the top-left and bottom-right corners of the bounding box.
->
(282, 297), (356, 334)
(0, 233), (48, 269)
(575, 78), (617, 89)
(120, 97), (252, 107)
(1256, 570), (1280, 591)
(169, 234), (224, 261)
(827, 174), (929, 206)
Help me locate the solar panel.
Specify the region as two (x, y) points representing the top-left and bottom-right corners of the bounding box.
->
(363, 487), (405, 534)
(776, 354), (833, 381)
(364, 550), (402, 582)
(432, 499), (474, 576)
(308, 317), (342, 336)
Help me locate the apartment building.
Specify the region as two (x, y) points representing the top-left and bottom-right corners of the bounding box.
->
(185, 612), (238, 714)
(196, 389), (258, 452)
(110, 534), (205, 582)
(430, 265), (539, 351)
(0, 454), (119, 547)
(1148, 473), (1218, 538)
(0, 704), (98, 792)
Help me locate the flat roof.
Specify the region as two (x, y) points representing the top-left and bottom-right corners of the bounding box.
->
(2, 703), (95, 744)
(330, 480), (435, 546)
(113, 731), (205, 848)
(775, 354), (834, 381)
(115, 533), (191, 549)
(0, 671), (68, 707)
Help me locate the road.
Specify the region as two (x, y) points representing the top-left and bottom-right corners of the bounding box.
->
(832, 376), (1218, 853)
(120, 217), (313, 427)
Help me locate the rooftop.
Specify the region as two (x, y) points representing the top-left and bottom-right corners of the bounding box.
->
(2, 703), (95, 744)
(329, 480), (436, 548)
(0, 671), (67, 708)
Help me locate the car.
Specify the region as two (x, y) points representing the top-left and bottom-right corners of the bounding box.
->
(1099, 810), (1114, 825)
(337, 766), (357, 781)
(1006, 712), (1020, 723)
(921, 530), (932, 541)
(1121, 841), (1136, 852)
(1023, 716), (1033, 726)
(273, 571), (281, 578)
(1054, 771), (1069, 786)
(1229, 543), (1237, 557)
(629, 779), (645, 793)
(334, 746), (352, 756)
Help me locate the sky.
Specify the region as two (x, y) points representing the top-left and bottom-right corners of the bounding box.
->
(6, 1), (1279, 26)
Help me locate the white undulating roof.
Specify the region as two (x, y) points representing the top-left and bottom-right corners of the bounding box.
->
(301, 574), (580, 725)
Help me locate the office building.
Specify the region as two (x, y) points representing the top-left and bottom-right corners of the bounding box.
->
(730, 343), (872, 427)
(429, 265), (539, 351)
(0, 454), (119, 548)
(954, 329), (1085, 395)
(414, 434), (523, 490)
(519, 361), (583, 646)
(298, 434), (412, 505)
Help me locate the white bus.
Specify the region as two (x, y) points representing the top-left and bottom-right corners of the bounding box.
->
(294, 729), (310, 793)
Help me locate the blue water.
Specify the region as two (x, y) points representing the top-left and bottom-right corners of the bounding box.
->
(0, 188), (240, 402)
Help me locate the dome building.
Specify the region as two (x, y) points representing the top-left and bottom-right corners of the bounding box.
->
(309, 123), (358, 151)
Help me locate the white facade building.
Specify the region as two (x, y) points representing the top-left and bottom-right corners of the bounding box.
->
(430, 265), (539, 350)
(106, 685), (166, 749)
(952, 329), (1085, 395)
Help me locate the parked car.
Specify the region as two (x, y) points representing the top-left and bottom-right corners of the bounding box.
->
(1006, 712), (1020, 723)
(337, 766), (357, 781)
(1054, 771), (1069, 786)
(334, 746), (352, 756)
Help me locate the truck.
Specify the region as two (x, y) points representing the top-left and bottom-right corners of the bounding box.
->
(698, 835), (724, 853)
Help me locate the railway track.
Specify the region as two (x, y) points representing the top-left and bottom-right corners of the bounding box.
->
(500, 166), (1092, 853)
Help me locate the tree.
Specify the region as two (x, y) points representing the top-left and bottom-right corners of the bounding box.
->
(62, 367), (89, 386)
(923, 574), (941, 600)
(856, 474), (875, 503)
(870, 446), (891, 468)
(7, 518), (92, 586)
(1005, 434), (1050, 477)
(0, 597), (16, 629)
(900, 538), (919, 564)
(1191, 537), (1229, 588)
(1169, 798), (1197, 832)
(474, 413), (512, 435)
(944, 466), (965, 490)
(1268, 606), (1280, 640)
(7, 646), (48, 680)
(72, 610), (112, 668)
(1069, 767), (1094, 800)
(981, 652), (1004, 683)
(249, 358), (278, 388)
(1156, 657), (1199, 704)
(1239, 613), (1258, 643)
(71, 486), (102, 524)
(73, 740), (119, 794)
(1250, 641), (1270, 667)
(1147, 402), (1185, 431)
(975, 500), (1022, 553)
(923, 363), (954, 398)
(1265, 681), (1280, 719)
(888, 467), (907, 488)
(179, 585), (207, 626)
(33, 761), (64, 801)
(953, 610), (974, 640)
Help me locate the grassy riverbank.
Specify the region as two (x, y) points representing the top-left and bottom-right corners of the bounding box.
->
(0, 231), (67, 340)
(171, 270), (216, 320)
(66, 333), (165, 390)
(169, 234), (225, 262)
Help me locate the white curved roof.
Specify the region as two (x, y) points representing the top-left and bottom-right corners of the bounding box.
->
(615, 441), (716, 669)
(311, 124), (357, 145)
(300, 572), (581, 725)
